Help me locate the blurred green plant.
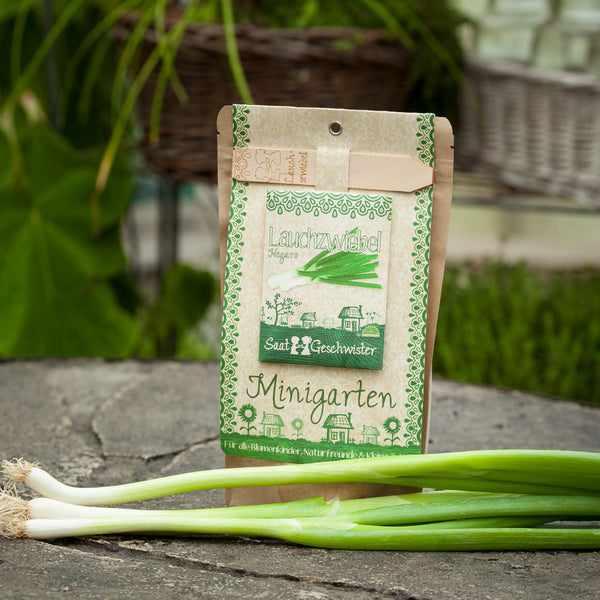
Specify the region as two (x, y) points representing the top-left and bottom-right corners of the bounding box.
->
(434, 262), (600, 405)
(0, 103), (216, 357)
(0, 113), (138, 356)
(0, 0), (216, 357)
(136, 263), (216, 358)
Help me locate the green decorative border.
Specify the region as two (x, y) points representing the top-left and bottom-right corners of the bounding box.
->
(266, 190), (392, 220)
(416, 113), (435, 168)
(220, 105), (252, 434)
(220, 179), (248, 435)
(232, 104), (250, 148)
(404, 113), (435, 446)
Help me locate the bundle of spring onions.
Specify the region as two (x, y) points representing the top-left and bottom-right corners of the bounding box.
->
(2, 450), (600, 551)
(267, 249), (382, 291)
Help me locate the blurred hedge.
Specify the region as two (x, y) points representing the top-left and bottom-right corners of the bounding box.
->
(434, 262), (600, 405)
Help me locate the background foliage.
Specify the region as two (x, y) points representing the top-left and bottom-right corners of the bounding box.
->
(434, 262), (600, 406)
(0, 0), (216, 358)
(0, 115), (138, 356)
(3, 1), (595, 406)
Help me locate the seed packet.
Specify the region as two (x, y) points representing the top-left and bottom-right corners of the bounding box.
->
(217, 105), (454, 504)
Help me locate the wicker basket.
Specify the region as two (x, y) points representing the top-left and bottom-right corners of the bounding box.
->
(457, 58), (600, 205)
(112, 13), (412, 183)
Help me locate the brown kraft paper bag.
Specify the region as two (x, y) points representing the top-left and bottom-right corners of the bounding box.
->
(216, 105), (454, 505)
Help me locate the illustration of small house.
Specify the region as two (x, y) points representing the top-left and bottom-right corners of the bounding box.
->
(322, 317), (335, 329)
(361, 425), (380, 445)
(261, 412), (284, 438)
(322, 413), (354, 444)
(338, 305), (363, 332)
(300, 312), (317, 328)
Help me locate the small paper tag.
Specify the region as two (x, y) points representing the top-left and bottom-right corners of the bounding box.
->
(232, 148), (315, 186)
(259, 189), (392, 370)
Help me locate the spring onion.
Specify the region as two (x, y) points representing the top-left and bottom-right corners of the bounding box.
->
(2, 451), (599, 550)
(267, 250), (382, 291)
(4, 450), (599, 506)
(2, 489), (598, 550)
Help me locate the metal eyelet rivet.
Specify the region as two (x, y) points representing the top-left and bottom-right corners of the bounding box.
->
(328, 121), (343, 136)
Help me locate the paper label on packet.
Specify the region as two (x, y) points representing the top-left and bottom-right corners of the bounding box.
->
(259, 190), (392, 370)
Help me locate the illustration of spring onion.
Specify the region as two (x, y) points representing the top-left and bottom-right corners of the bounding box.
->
(268, 250), (382, 291)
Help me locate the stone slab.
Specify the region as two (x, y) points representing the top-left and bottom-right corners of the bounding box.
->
(1, 360), (599, 600)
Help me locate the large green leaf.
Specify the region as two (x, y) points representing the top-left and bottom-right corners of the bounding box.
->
(20, 123), (84, 194)
(0, 123), (137, 357)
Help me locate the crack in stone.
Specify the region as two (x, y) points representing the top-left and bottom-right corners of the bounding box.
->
(89, 436), (221, 470)
(144, 436), (222, 463)
(90, 370), (151, 457)
(90, 362), (220, 462)
(61, 537), (420, 599)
